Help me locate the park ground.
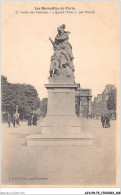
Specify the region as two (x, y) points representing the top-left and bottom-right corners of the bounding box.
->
(1, 117), (118, 187)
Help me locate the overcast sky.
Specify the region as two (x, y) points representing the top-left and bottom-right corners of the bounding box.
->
(1, 1), (119, 100)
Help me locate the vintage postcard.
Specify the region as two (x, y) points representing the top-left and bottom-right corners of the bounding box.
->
(1, 0), (120, 189)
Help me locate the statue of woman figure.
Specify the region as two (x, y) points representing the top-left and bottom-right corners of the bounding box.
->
(49, 39), (72, 77)
(55, 24), (74, 62)
(49, 25), (75, 77)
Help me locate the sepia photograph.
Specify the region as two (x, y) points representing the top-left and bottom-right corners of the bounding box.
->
(1, 0), (120, 188)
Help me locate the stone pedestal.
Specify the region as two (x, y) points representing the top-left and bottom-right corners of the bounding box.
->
(26, 77), (93, 146)
(40, 83), (81, 137)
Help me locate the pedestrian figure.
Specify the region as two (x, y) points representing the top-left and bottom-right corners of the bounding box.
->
(33, 115), (37, 126)
(28, 114), (32, 126)
(13, 113), (20, 127)
(12, 115), (16, 127)
(105, 114), (110, 128)
(7, 113), (11, 128)
(16, 115), (20, 127)
(101, 114), (106, 128)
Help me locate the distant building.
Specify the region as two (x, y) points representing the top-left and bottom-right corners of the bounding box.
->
(91, 84), (116, 117)
(75, 84), (92, 117)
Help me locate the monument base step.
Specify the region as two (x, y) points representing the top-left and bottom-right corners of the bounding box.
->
(26, 133), (94, 146)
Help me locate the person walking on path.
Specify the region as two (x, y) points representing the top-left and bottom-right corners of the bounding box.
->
(7, 113), (11, 128)
(13, 113), (20, 127)
(16, 114), (20, 127)
(33, 115), (37, 126)
(101, 114), (106, 128)
(105, 114), (110, 128)
(12, 115), (16, 127)
(28, 114), (32, 126)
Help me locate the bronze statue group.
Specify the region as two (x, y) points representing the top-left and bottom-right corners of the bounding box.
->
(49, 24), (75, 77)
(101, 114), (110, 128)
